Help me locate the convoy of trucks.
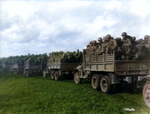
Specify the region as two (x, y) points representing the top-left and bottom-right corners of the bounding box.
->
(0, 34), (150, 108)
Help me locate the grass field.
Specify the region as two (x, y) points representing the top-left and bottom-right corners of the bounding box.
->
(0, 70), (150, 114)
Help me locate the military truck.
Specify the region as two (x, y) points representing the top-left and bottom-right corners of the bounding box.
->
(0, 60), (2, 69)
(43, 50), (82, 80)
(140, 35), (150, 108)
(74, 48), (150, 93)
(23, 60), (46, 76)
(23, 54), (47, 76)
(1, 62), (12, 73)
(10, 63), (24, 73)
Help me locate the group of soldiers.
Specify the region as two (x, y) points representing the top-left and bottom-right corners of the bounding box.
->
(86, 32), (150, 60)
(86, 34), (117, 55)
(49, 50), (83, 63)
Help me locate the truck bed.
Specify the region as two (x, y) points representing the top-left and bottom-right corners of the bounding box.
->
(24, 61), (42, 70)
(83, 49), (115, 72)
(11, 63), (24, 70)
(48, 63), (79, 71)
(83, 49), (150, 76)
(115, 60), (150, 76)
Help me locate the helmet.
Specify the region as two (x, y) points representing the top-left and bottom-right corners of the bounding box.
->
(105, 34), (111, 39)
(93, 40), (97, 44)
(122, 32), (127, 36)
(132, 36), (136, 41)
(144, 35), (149, 39)
(98, 37), (102, 41)
(89, 41), (93, 44)
(103, 36), (107, 42)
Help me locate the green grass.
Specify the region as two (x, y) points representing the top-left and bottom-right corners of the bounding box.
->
(0, 70), (150, 114)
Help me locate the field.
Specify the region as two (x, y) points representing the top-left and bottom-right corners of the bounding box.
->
(0, 70), (150, 114)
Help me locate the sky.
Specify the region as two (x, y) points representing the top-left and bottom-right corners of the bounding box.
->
(0, 0), (150, 57)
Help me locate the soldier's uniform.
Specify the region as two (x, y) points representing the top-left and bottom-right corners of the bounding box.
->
(105, 34), (117, 54)
(99, 36), (110, 54)
(86, 45), (90, 49)
(130, 37), (139, 60)
(74, 49), (83, 63)
(144, 35), (150, 49)
(95, 37), (103, 55)
(88, 41), (94, 54)
(121, 32), (132, 60)
(91, 40), (97, 54)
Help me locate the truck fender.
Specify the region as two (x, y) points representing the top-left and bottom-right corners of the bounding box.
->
(75, 64), (83, 71)
(141, 75), (150, 82)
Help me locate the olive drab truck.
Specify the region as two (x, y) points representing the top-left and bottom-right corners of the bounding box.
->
(74, 35), (150, 94)
(23, 60), (46, 76)
(74, 49), (150, 93)
(23, 54), (47, 77)
(141, 35), (150, 108)
(10, 63), (24, 73)
(142, 72), (150, 108)
(0, 61), (2, 69)
(43, 50), (82, 80)
(1, 62), (12, 73)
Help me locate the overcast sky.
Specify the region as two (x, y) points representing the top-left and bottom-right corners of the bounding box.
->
(0, 0), (150, 57)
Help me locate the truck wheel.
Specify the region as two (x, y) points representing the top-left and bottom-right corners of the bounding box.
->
(55, 71), (59, 80)
(100, 76), (111, 93)
(91, 74), (100, 90)
(143, 81), (150, 108)
(51, 71), (55, 80)
(26, 72), (29, 77)
(74, 71), (81, 84)
(23, 70), (26, 76)
(43, 71), (46, 77)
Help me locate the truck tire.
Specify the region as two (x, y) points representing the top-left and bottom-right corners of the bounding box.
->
(74, 71), (81, 84)
(43, 71), (46, 77)
(100, 76), (111, 93)
(26, 72), (29, 77)
(143, 81), (150, 108)
(51, 71), (55, 80)
(91, 74), (100, 90)
(55, 70), (59, 80)
(23, 70), (26, 76)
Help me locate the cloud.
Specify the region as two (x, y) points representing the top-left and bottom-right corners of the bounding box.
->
(0, 0), (150, 57)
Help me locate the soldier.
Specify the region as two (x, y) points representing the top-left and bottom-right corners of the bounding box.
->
(97, 37), (102, 44)
(89, 41), (93, 49)
(74, 49), (83, 63)
(105, 34), (117, 54)
(86, 44), (90, 49)
(99, 36), (109, 54)
(135, 38), (144, 44)
(144, 35), (150, 49)
(95, 37), (103, 55)
(91, 40), (97, 54)
(121, 32), (132, 60)
(122, 32), (132, 47)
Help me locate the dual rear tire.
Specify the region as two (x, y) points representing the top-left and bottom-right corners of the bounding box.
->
(91, 74), (111, 93)
(51, 70), (60, 80)
(91, 74), (100, 90)
(51, 71), (55, 80)
(43, 71), (46, 77)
